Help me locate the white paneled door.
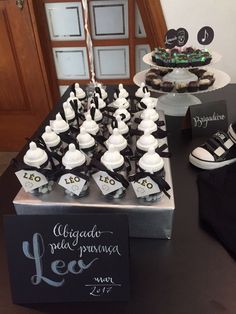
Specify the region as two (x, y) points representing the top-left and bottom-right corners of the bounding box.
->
(44, 0), (152, 90)
(45, 2), (85, 41)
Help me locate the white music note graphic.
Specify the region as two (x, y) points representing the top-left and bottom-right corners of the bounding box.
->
(201, 29), (209, 43)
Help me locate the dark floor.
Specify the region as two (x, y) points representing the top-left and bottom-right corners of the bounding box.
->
(0, 152), (18, 176)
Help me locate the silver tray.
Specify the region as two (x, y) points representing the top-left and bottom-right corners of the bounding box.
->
(13, 110), (175, 239)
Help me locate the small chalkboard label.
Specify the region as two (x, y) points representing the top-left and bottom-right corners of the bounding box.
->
(4, 214), (129, 303)
(197, 26), (214, 45)
(164, 29), (177, 49)
(176, 28), (189, 47)
(187, 100), (228, 137)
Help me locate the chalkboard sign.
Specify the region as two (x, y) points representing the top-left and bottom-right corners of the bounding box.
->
(165, 28), (189, 48)
(4, 214), (129, 303)
(186, 100), (228, 137)
(197, 26), (214, 45)
(176, 28), (188, 47)
(164, 29), (177, 49)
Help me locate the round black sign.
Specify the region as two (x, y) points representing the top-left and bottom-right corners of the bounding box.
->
(197, 26), (214, 45)
(164, 29), (177, 49)
(176, 28), (189, 47)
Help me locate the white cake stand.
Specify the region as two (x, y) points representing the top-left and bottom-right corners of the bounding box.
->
(133, 68), (231, 116)
(134, 50), (230, 116)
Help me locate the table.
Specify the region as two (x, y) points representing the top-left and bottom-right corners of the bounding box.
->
(1, 84), (236, 314)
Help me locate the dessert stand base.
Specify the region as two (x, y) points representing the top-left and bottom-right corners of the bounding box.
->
(157, 93), (202, 116)
(163, 69), (198, 83)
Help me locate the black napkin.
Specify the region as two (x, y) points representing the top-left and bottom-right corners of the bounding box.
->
(198, 162), (236, 259)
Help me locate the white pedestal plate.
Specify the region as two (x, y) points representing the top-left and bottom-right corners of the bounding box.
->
(133, 51), (230, 116)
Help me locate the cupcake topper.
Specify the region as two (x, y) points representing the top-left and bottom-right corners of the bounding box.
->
(135, 82), (148, 98)
(42, 126), (60, 148)
(95, 92), (101, 99)
(116, 115), (129, 133)
(86, 103), (103, 122)
(69, 91), (76, 99)
(114, 107), (131, 122)
(106, 128), (127, 151)
(93, 93), (106, 110)
(67, 91), (82, 109)
(101, 144), (124, 170)
(139, 147), (164, 173)
(119, 83), (124, 90)
(80, 127), (86, 135)
(76, 127), (95, 150)
(62, 143), (86, 169)
(138, 113), (157, 134)
(141, 105), (159, 122)
(81, 114), (99, 135)
(74, 83), (86, 99)
(143, 91), (151, 99)
(51, 113), (70, 134)
(137, 129), (158, 151)
(113, 96), (129, 110)
(23, 141), (48, 168)
(118, 83), (129, 99)
(63, 102), (75, 121)
(96, 83), (107, 100)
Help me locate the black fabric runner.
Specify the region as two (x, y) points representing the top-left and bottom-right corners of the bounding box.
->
(198, 162), (236, 259)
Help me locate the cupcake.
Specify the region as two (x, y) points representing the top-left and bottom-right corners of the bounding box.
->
(185, 47), (195, 54)
(161, 81), (174, 92)
(153, 54), (164, 66)
(145, 73), (157, 86)
(151, 78), (162, 90)
(191, 54), (205, 67)
(159, 68), (171, 76)
(199, 78), (211, 90)
(187, 81), (199, 93)
(202, 71), (214, 78)
(196, 69), (207, 78)
(175, 55), (189, 68)
(202, 51), (212, 65)
(202, 71), (215, 86)
(170, 48), (179, 56)
(163, 56), (176, 67)
(205, 76), (215, 87)
(175, 82), (188, 93)
(147, 68), (161, 76)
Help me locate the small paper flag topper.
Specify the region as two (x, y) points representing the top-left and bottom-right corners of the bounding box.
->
(197, 26), (214, 45)
(164, 28), (189, 48)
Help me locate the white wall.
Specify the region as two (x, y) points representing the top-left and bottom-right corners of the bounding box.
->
(161, 0), (236, 83)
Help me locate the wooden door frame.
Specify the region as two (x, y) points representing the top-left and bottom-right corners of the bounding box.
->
(28, 0), (60, 106)
(38, 0), (167, 87)
(136, 0), (167, 49)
